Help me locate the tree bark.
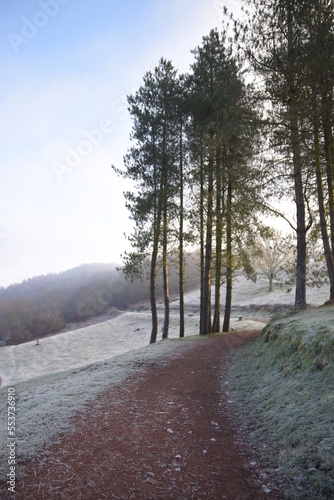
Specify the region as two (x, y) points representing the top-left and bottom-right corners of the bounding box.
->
(199, 135), (205, 334)
(149, 239), (159, 344)
(287, 1), (307, 309)
(213, 152), (222, 333)
(290, 95), (307, 309)
(162, 119), (170, 340)
(200, 147), (214, 335)
(313, 96), (334, 302)
(150, 149), (162, 344)
(223, 175), (232, 332)
(162, 203), (170, 339)
(179, 117), (185, 338)
(322, 98), (334, 262)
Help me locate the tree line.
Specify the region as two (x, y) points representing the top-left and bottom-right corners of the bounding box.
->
(0, 261), (199, 345)
(241, 0), (334, 308)
(114, 0), (334, 343)
(0, 265), (120, 345)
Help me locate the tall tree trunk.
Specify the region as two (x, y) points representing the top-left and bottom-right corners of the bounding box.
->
(162, 121), (170, 339)
(200, 147), (214, 335)
(223, 174), (232, 332)
(179, 118), (185, 338)
(313, 96), (334, 302)
(290, 95), (307, 309)
(199, 135), (205, 334)
(286, 0), (308, 309)
(162, 203), (170, 338)
(149, 241), (159, 344)
(149, 147), (161, 344)
(322, 98), (334, 262)
(213, 151), (222, 333)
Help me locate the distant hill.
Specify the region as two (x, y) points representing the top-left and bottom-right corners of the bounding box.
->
(0, 255), (199, 346)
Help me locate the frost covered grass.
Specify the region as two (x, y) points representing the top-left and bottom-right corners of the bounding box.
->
(0, 309), (263, 388)
(228, 306), (334, 499)
(0, 299), (263, 484)
(182, 273), (330, 320)
(0, 334), (206, 483)
(0, 275), (331, 488)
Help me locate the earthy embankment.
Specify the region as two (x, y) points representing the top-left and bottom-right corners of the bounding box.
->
(0, 330), (281, 499)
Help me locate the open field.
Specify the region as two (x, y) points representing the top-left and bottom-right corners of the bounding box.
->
(0, 273), (332, 496)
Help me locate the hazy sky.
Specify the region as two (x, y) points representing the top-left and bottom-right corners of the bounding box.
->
(0, 0), (242, 287)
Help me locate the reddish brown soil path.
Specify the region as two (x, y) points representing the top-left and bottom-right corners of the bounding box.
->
(3, 330), (279, 499)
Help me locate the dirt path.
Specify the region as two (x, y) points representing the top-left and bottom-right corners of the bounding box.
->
(3, 330), (279, 499)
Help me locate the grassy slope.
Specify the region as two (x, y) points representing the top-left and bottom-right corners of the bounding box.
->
(228, 306), (334, 499)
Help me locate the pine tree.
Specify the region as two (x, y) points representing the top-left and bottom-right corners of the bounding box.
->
(113, 59), (179, 343)
(303, 0), (334, 302)
(190, 29), (231, 334)
(240, 0), (315, 309)
(189, 29), (261, 333)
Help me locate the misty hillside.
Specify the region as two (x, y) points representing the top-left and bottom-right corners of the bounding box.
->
(0, 255), (199, 346)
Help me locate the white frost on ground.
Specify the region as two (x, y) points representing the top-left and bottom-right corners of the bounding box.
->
(0, 274), (330, 483)
(231, 273), (329, 307)
(0, 329), (258, 483)
(181, 273), (329, 309)
(0, 302), (264, 388)
(0, 336), (203, 482)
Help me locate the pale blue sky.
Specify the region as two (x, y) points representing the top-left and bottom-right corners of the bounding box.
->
(0, 0), (242, 287)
